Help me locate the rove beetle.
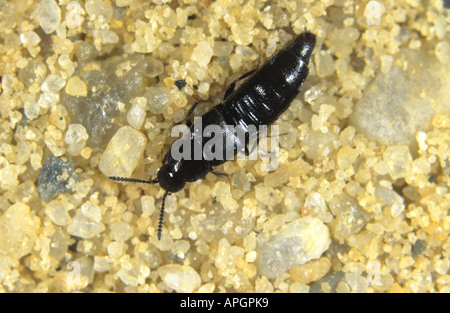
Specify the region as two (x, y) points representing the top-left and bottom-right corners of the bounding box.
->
(110, 31), (316, 240)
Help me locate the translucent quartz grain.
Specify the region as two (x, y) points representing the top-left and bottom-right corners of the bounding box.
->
(213, 41), (234, 56)
(45, 198), (73, 226)
(383, 145), (412, 180)
(85, 0), (113, 22)
(65, 124), (89, 145)
(350, 49), (446, 147)
(66, 1), (84, 28)
(0, 202), (40, 259)
(329, 194), (369, 241)
(158, 264), (201, 292)
(41, 74), (66, 93)
(67, 210), (105, 239)
(110, 222), (134, 242)
(256, 217), (331, 279)
(38, 93), (59, 109)
(304, 192), (333, 223)
(80, 201), (102, 223)
(191, 40), (213, 67)
(35, 0), (61, 34)
(127, 98), (146, 129)
(74, 42), (98, 63)
(98, 126), (147, 177)
(20, 31), (41, 46)
(144, 86), (172, 114)
(18, 59), (47, 87)
(315, 50), (335, 78)
(145, 57), (165, 78)
(62, 55), (146, 146)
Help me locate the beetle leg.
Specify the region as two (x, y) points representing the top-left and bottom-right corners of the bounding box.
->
(211, 169), (232, 189)
(244, 126), (288, 156)
(245, 141), (258, 156)
(185, 86), (201, 127)
(162, 150), (170, 164)
(224, 43), (262, 101)
(223, 69), (256, 100)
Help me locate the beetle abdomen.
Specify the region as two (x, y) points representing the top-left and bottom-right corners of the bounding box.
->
(220, 32), (316, 129)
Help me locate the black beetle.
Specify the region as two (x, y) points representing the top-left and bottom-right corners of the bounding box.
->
(110, 31), (316, 239)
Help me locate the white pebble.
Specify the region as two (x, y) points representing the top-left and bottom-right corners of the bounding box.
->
(38, 92), (59, 109)
(141, 195), (155, 216)
(24, 100), (39, 120)
(35, 0), (61, 34)
(315, 50), (335, 78)
(94, 29), (119, 44)
(98, 126), (147, 177)
(85, 0), (113, 22)
(256, 217), (331, 279)
(213, 41), (234, 56)
(67, 211), (105, 239)
(81, 201), (102, 223)
(45, 199), (72, 226)
(66, 1), (84, 28)
(191, 41), (213, 68)
(158, 264), (201, 292)
(65, 123), (89, 145)
(20, 31), (41, 46)
(127, 97), (147, 129)
(41, 74), (66, 93)
(111, 222), (134, 242)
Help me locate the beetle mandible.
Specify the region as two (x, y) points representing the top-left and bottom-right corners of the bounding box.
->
(110, 31), (316, 240)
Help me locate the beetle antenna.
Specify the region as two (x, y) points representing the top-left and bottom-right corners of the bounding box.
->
(158, 191), (170, 240)
(109, 176), (159, 184)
